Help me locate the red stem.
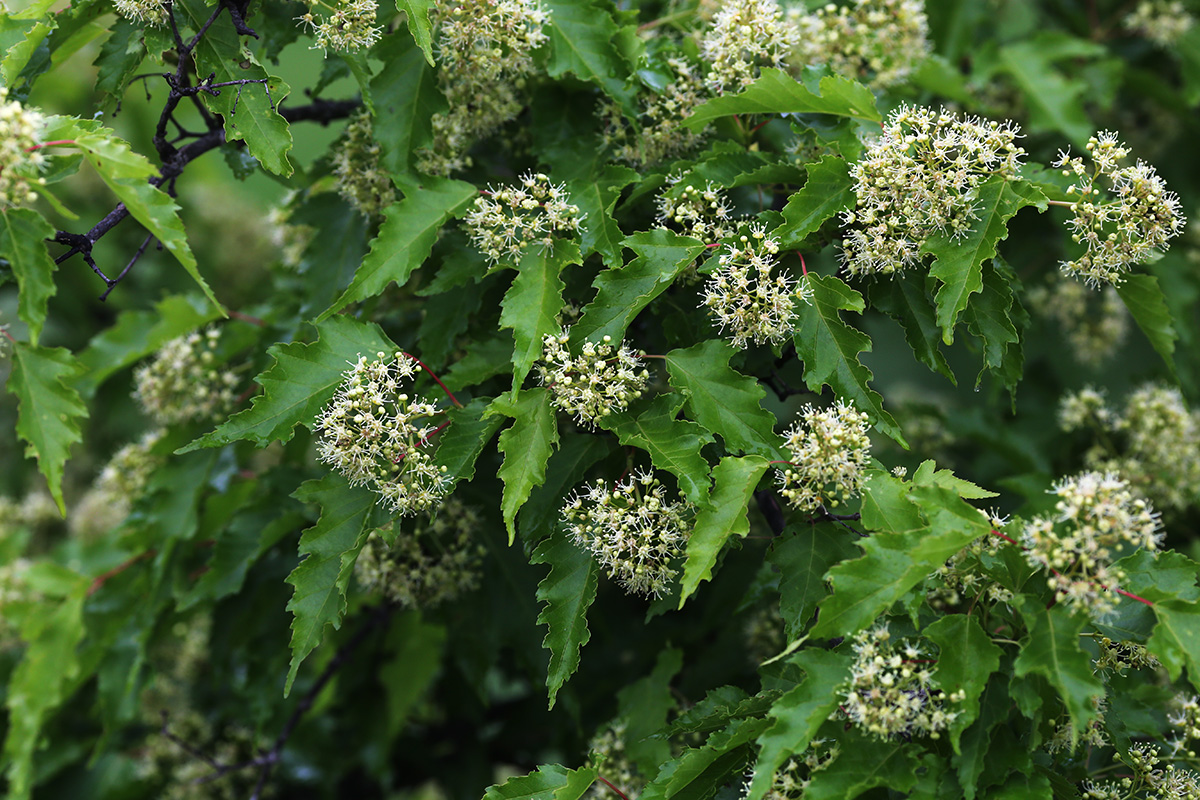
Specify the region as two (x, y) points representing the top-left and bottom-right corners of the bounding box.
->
(595, 776), (631, 800)
(229, 309), (266, 326)
(403, 353), (462, 408)
(988, 529), (1153, 607)
(797, 252), (809, 276)
(88, 550), (157, 596)
(25, 139), (76, 151)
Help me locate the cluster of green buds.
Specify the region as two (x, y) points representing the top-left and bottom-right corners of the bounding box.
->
(1083, 743), (1200, 800)
(1053, 131), (1186, 286)
(464, 172), (581, 265)
(584, 721), (642, 800)
(656, 178), (737, 245)
(775, 400), (871, 512)
(0, 87), (46, 209)
(789, 0), (930, 89)
(133, 327), (238, 426)
(1123, 1), (1196, 48)
(113, 0), (167, 26)
(841, 105), (1026, 277)
(599, 56), (711, 167)
(331, 111), (396, 217)
(562, 470), (692, 598)
(1046, 696), (1110, 755)
(1169, 694), (1200, 752)
(1021, 471), (1162, 618)
(1027, 279), (1129, 365)
(841, 624), (963, 740)
(315, 351), (449, 516)
(134, 706), (264, 800)
(762, 741), (840, 800)
(266, 194), (316, 269)
(702, 223), (808, 348)
(925, 517), (1013, 611)
(355, 500), (484, 609)
(1093, 637), (1161, 677)
(701, 0), (798, 94)
(537, 330), (650, 428)
(71, 430), (165, 539)
(296, 0), (382, 53)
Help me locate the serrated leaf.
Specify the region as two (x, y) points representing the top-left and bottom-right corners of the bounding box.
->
(180, 316), (396, 452)
(777, 155), (854, 250)
(1117, 549), (1200, 603)
(500, 239), (578, 390)
(284, 473), (378, 695)
(0, 16), (52, 85)
(860, 471), (924, 534)
(1116, 273), (1178, 379)
(518, 434), (612, 545)
(0, 208), (56, 345)
(435, 397), (505, 488)
(541, 0), (634, 104)
(569, 164), (638, 267)
(868, 275), (955, 384)
(640, 717), (769, 800)
(73, 295), (218, 398)
(685, 68), (880, 131)
(1013, 598), (1104, 743)
(319, 178), (477, 319)
(532, 529), (599, 709)
(603, 394), (713, 505)
(483, 764), (597, 800)
(178, 0), (293, 175)
(955, 676), (1011, 800)
(573, 229), (705, 344)
(769, 526), (857, 639)
(371, 31), (443, 181)
(1148, 599), (1200, 691)
(745, 649), (851, 800)
(922, 177), (1046, 343)
(182, 503), (303, 610)
(679, 456), (769, 607)
(924, 614), (1004, 753)
(94, 18), (145, 107)
(2, 581), (87, 800)
(8, 342), (87, 514)
(800, 730), (922, 800)
(489, 388), (560, 543)
(396, 0), (434, 64)
(665, 339), (782, 459)
(793, 273), (904, 446)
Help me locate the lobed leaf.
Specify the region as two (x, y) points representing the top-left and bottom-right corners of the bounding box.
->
(532, 529), (599, 709)
(0, 208), (56, 345)
(867, 274), (955, 384)
(371, 31), (443, 181)
(569, 164), (639, 268)
(924, 614), (1004, 753)
(602, 394), (714, 506)
(435, 398), (506, 488)
(640, 717), (770, 800)
(541, 0), (634, 104)
(488, 388), (560, 544)
(685, 67), (880, 130)
(769, 525), (858, 639)
(777, 155), (855, 250)
(800, 730), (922, 800)
(396, 0), (435, 65)
(499, 239), (579, 390)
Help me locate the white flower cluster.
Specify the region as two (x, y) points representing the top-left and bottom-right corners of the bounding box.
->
(1027, 280), (1129, 366)
(464, 172), (581, 265)
(1124, 1), (1196, 48)
(297, 0), (382, 53)
(841, 105), (1026, 277)
(538, 331), (649, 428)
(775, 400), (871, 512)
(266, 196), (315, 269)
(762, 741), (840, 800)
(71, 430), (165, 539)
(1022, 471), (1163, 617)
(419, 0), (549, 174)
(1170, 694), (1200, 748)
(656, 178), (737, 245)
(1058, 386), (1115, 431)
(315, 351), (449, 515)
(600, 57), (711, 167)
(332, 111), (395, 217)
(789, 0), (930, 89)
(841, 625), (963, 740)
(354, 500), (484, 608)
(0, 88), (46, 209)
(562, 470), (692, 598)
(1084, 743), (1200, 800)
(703, 223), (809, 348)
(113, 0), (168, 25)
(0, 558), (37, 646)
(701, 0), (799, 94)
(133, 328), (238, 426)
(1054, 131), (1186, 286)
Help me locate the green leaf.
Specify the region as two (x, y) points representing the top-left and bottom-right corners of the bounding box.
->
(640, 717), (769, 800)
(569, 164), (639, 267)
(489, 388), (560, 544)
(3, 580), (88, 800)
(8, 342), (87, 514)
(380, 614), (446, 737)
(793, 273), (904, 446)
(182, 501), (303, 610)
(178, 0), (293, 175)
(441, 334), (515, 392)
(996, 34), (1103, 145)
(777, 156), (855, 250)
(0, 208), (56, 345)
(769, 525), (858, 639)
(665, 339), (782, 459)
(618, 648), (683, 772)
(483, 764), (597, 800)
(685, 68), (880, 131)
(602, 394), (713, 505)
(435, 398), (506, 488)
(0, 15), (52, 85)
(1116, 273), (1178, 379)
(541, 0), (634, 104)
(800, 730), (922, 800)
(532, 529), (599, 709)
(319, 178), (477, 319)
(284, 473), (378, 695)
(573, 229), (706, 344)
(1148, 599), (1200, 691)
(921, 177), (1046, 344)
(924, 614), (1004, 752)
(679, 456), (769, 607)
(518, 434), (612, 545)
(370, 31), (443, 181)
(860, 471), (924, 534)
(1013, 598), (1105, 743)
(94, 18), (146, 107)
(396, 0), (435, 65)
(499, 239), (578, 390)
(180, 316), (396, 451)
(867, 275), (955, 384)
(745, 649), (851, 800)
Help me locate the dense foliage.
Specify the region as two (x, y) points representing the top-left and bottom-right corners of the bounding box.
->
(1, 0), (1200, 798)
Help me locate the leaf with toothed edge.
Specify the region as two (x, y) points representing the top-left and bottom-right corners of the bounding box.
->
(532, 529), (599, 709)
